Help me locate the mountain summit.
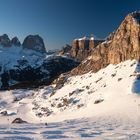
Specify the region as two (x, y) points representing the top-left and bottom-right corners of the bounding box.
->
(59, 35), (104, 61)
(0, 34), (46, 53)
(22, 35), (46, 53)
(0, 34), (79, 89)
(71, 11), (140, 75)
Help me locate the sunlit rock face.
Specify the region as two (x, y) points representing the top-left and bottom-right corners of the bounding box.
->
(58, 36), (104, 61)
(71, 11), (140, 75)
(70, 36), (104, 61)
(0, 55), (79, 90)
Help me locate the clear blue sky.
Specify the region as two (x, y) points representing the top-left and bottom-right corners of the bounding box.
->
(0, 0), (140, 49)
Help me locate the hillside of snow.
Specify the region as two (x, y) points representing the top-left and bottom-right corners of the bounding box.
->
(0, 60), (140, 139)
(0, 45), (79, 89)
(0, 45), (46, 71)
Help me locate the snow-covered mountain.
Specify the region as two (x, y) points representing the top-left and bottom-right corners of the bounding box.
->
(0, 60), (140, 139)
(1, 11), (140, 139)
(0, 59), (139, 121)
(0, 34), (79, 89)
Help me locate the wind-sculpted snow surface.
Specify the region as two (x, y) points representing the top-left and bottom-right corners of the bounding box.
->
(0, 117), (140, 140)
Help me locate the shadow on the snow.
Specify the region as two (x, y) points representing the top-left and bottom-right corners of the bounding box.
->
(132, 61), (140, 94)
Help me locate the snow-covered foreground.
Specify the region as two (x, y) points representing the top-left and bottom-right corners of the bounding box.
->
(0, 117), (140, 140)
(0, 60), (140, 139)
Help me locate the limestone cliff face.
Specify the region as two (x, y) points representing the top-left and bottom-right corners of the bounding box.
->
(22, 35), (46, 53)
(70, 37), (104, 61)
(58, 36), (104, 61)
(108, 12), (140, 64)
(71, 11), (140, 75)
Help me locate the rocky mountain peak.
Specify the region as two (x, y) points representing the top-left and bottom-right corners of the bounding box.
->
(70, 35), (104, 61)
(71, 11), (140, 75)
(0, 34), (46, 53)
(58, 35), (104, 61)
(11, 37), (21, 46)
(129, 11), (140, 23)
(0, 34), (11, 47)
(22, 35), (46, 53)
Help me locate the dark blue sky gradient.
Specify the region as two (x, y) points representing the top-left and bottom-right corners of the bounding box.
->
(0, 0), (140, 49)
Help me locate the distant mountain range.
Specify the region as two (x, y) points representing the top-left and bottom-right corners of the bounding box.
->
(59, 35), (104, 61)
(1, 12), (140, 138)
(0, 34), (79, 90)
(1, 11), (140, 90)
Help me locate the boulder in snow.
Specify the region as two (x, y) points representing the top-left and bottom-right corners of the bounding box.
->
(12, 118), (27, 124)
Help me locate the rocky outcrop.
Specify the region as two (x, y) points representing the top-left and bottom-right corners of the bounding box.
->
(0, 34), (11, 47)
(70, 36), (104, 61)
(71, 11), (140, 75)
(11, 37), (21, 46)
(59, 44), (72, 56)
(12, 118), (27, 124)
(58, 36), (104, 61)
(107, 11), (140, 64)
(22, 35), (46, 53)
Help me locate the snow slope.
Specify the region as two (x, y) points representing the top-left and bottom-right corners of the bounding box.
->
(0, 45), (46, 73)
(0, 45), (79, 89)
(0, 60), (140, 139)
(36, 59), (140, 122)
